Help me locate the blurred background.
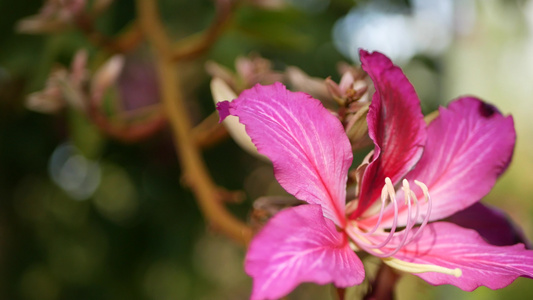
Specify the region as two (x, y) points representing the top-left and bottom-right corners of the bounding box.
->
(1, 0), (533, 299)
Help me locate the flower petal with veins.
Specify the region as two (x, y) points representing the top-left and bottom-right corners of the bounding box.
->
(389, 222), (533, 291)
(352, 50), (426, 218)
(406, 97), (515, 221)
(246, 205), (364, 300)
(373, 97), (516, 227)
(217, 83), (352, 227)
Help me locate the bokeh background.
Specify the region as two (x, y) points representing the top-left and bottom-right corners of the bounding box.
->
(1, 0), (533, 299)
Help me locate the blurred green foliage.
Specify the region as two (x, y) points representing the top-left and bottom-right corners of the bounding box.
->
(1, 0), (533, 299)
(0, 1), (359, 299)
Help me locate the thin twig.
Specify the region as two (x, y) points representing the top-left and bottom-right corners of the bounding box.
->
(336, 287), (346, 300)
(192, 111), (229, 148)
(74, 13), (144, 54)
(363, 264), (399, 300)
(87, 103), (167, 143)
(171, 0), (236, 60)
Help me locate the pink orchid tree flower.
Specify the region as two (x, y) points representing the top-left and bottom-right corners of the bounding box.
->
(217, 50), (533, 300)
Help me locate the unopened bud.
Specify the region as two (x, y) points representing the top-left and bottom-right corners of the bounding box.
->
(211, 77), (265, 159)
(286, 66), (330, 103)
(15, 0), (85, 34)
(250, 196), (303, 231)
(91, 55), (125, 105)
(26, 70), (67, 113)
(345, 103), (372, 150)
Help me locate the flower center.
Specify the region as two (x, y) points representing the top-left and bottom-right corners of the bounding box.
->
(346, 177), (461, 277)
(348, 177), (432, 256)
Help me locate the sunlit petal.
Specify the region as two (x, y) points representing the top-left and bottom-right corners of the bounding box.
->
(246, 205), (364, 300)
(389, 222), (533, 291)
(217, 83), (352, 226)
(351, 50), (426, 218)
(381, 97), (516, 226)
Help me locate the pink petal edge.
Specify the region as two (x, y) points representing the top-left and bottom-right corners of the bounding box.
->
(351, 50), (426, 218)
(217, 83), (352, 227)
(245, 205), (364, 300)
(447, 202), (531, 248)
(377, 97), (516, 227)
(390, 222), (533, 291)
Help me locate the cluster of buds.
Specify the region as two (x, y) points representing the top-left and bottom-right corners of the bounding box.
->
(27, 49), (165, 143)
(209, 53), (374, 159)
(26, 49), (123, 114)
(209, 54), (375, 230)
(16, 0), (114, 34)
(287, 62), (374, 150)
(327, 63), (374, 150)
(206, 53), (284, 95)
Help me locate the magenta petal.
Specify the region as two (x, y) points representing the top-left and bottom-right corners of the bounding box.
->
(391, 222), (533, 291)
(217, 83), (352, 226)
(400, 97), (516, 222)
(351, 50), (426, 218)
(447, 202), (531, 248)
(245, 205), (364, 300)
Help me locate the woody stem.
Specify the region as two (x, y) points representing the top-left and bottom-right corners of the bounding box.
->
(136, 0), (252, 246)
(363, 264), (400, 300)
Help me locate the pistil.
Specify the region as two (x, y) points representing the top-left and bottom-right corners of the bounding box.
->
(383, 257), (462, 277)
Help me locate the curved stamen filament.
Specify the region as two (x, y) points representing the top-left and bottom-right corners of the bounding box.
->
(347, 177), (400, 258)
(357, 178), (399, 249)
(380, 179), (416, 257)
(384, 180), (432, 249)
(404, 180), (432, 243)
(348, 177), (434, 258)
(359, 178), (395, 236)
(348, 178), (455, 277)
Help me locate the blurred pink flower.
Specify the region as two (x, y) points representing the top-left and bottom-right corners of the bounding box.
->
(217, 50), (533, 300)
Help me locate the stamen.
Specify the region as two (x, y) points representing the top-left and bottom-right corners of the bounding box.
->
(358, 178), (399, 248)
(346, 227), (393, 258)
(349, 240), (360, 252)
(359, 182), (393, 236)
(404, 180), (432, 243)
(380, 179), (415, 257)
(346, 178), (401, 258)
(348, 178), (435, 259)
(383, 257), (462, 277)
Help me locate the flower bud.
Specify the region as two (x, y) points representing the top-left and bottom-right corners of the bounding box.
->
(210, 77), (264, 159)
(206, 53), (283, 94)
(16, 0), (85, 34)
(91, 55), (125, 106)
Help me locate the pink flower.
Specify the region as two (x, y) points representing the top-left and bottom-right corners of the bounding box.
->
(217, 50), (533, 300)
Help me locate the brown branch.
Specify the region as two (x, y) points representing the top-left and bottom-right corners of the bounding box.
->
(87, 103), (167, 143)
(192, 111), (230, 149)
(171, 0), (236, 60)
(363, 264), (400, 300)
(136, 0), (252, 246)
(74, 13), (144, 54)
(336, 287), (346, 300)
